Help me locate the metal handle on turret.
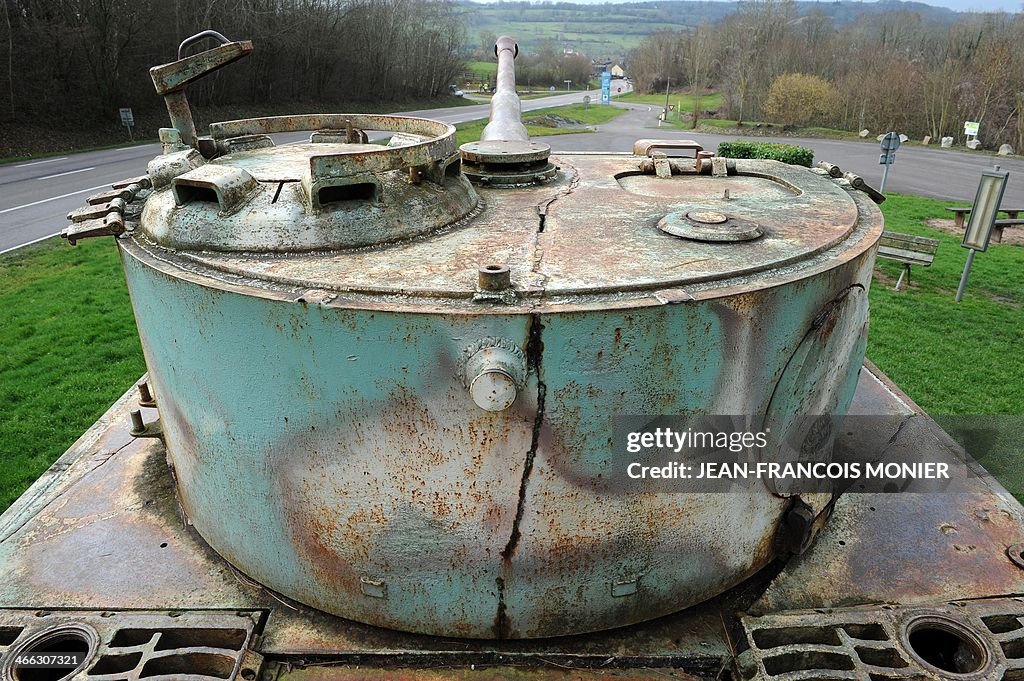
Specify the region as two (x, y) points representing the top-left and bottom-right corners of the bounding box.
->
(149, 31), (254, 149)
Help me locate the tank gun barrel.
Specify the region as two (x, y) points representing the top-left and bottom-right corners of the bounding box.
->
(458, 36), (556, 186)
(481, 36), (529, 143)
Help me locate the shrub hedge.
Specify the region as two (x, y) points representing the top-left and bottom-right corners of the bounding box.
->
(716, 141), (814, 167)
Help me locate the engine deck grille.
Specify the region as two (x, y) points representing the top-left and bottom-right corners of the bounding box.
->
(0, 610), (261, 681)
(738, 597), (1024, 680)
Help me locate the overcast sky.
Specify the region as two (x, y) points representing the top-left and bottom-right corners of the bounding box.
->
(931, 0), (1019, 9)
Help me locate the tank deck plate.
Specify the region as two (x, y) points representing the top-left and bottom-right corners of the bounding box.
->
(1, 365), (1022, 679)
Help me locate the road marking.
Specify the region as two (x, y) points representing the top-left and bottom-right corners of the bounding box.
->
(0, 231), (61, 256)
(16, 157), (68, 168)
(0, 183), (111, 215)
(37, 167), (95, 180)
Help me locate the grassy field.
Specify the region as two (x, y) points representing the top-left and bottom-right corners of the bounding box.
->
(464, 60), (497, 81)
(467, 90), (595, 100)
(1, 189), (1022, 512)
(693, 117), (861, 140)
(616, 91), (724, 112)
(455, 102), (627, 145)
(0, 239), (146, 511)
(457, 4), (721, 57)
(867, 194), (1024, 414)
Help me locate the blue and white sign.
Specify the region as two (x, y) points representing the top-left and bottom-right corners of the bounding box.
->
(601, 71), (611, 104)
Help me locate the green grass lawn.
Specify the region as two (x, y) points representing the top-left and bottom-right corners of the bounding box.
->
(464, 60), (497, 80)
(616, 90), (723, 112)
(868, 194), (1024, 415)
(0, 239), (146, 511)
(455, 102), (627, 145)
(1, 187), (1022, 513)
(468, 90), (594, 100)
(692, 117), (860, 140)
(868, 195), (1024, 492)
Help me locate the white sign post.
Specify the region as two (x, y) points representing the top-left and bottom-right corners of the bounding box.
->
(964, 120), (980, 148)
(119, 107), (135, 141)
(878, 131), (900, 193)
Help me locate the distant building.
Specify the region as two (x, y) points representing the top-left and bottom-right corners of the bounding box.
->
(611, 64), (625, 79)
(592, 59), (612, 76)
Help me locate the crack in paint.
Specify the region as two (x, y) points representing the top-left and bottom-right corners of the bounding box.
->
(535, 162), (580, 234)
(495, 313), (546, 639)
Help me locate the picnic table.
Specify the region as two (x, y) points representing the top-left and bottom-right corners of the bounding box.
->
(945, 206), (1024, 242)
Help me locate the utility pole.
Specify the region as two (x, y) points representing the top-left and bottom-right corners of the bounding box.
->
(664, 76), (671, 122)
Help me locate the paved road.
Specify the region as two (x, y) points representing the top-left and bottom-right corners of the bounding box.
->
(4, 89), (1023, 254)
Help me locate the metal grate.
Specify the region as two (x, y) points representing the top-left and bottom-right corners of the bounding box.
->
(737, 597), (1024, 680)
(0, 610), (261, 681)
(0, 625), (25, 663)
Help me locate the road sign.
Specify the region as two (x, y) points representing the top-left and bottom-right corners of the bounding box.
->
(582, 95), (591, 109)
(601, 71), (611, 105)
(877, 131), (900, 192)
(119, 107), (134, 141)
(964, 121), (980, 136)
(880, 131), (901, 152)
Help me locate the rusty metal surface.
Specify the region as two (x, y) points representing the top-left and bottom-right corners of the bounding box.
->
(150, 40), (253, 95)
(460, 140), (552, 164)
(136, 113), (479, 251)
(1, 366), (1023, 676)
(632, 140), (704, 157)
(142, 155), (881, 313)
(269, 668), (704, 681)
(112, 232), (878, 638)
(149, 37), (253, 148)
(97, 150), (885, 638)
(0, 389), (270, 612)
(209, 114), (452, 142)
(751, 363), (1024, 614)
(138, 147), (479, 251)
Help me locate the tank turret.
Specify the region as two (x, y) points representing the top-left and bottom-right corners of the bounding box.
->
(58, 33), (882, 640)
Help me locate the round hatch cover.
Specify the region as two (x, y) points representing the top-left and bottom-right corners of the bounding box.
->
(658, 207), (764, 242)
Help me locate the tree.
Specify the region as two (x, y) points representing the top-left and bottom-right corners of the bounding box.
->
(763, 73), (839, 128)
(683, 24), (714, 129)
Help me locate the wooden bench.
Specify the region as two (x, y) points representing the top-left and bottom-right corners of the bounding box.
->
(877, 231), (940, 290)
(946, 207), (1024, 242)
(994, 218), (1024, 243)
